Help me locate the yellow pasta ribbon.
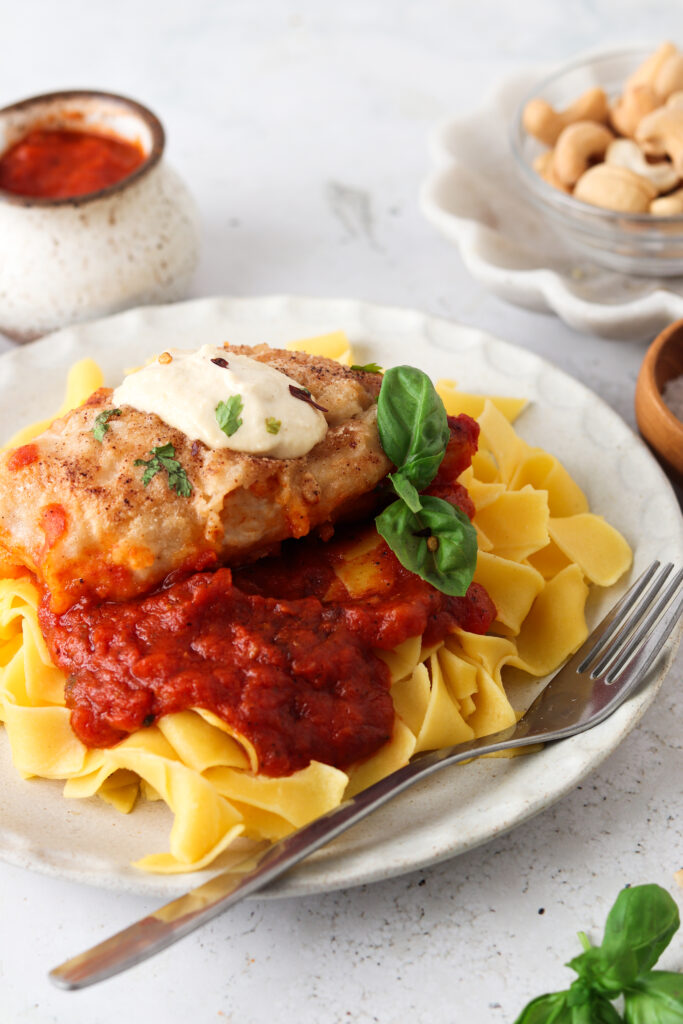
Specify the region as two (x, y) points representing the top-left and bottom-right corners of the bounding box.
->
(436, 379), (528, 423)
(4, 358), (103, 448)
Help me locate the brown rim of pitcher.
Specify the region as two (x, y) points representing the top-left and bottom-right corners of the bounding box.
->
(0, 89), (165, 208)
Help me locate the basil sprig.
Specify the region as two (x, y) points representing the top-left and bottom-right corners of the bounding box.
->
(375, 365), (477, 597)
(514, 885), (683, 1024)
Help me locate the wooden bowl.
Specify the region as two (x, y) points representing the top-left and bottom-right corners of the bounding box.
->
(635, 320), (683, 481)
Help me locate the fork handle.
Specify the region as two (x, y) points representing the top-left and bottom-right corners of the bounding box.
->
(49, 722), (537, 990)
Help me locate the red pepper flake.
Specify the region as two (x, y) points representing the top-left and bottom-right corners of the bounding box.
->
(211, 357), (229, 369)
(289, 385), (328, 413)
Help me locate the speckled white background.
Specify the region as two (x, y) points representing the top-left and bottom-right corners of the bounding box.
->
(0, 1), (681, 1021)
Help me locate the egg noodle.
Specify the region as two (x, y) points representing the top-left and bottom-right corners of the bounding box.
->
(0, 333), (632, 873)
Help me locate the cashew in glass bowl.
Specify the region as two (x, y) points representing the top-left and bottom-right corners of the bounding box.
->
(610, 84), (660, 137)
(532, 150), (571, 192)
(650, 186), (683, 214)
(605, 138), (680, 192)
(636, 106), (683, 174)
(574, 164), (657, 212)
(625, 41), (677, 93)
(522, 43), (683, 214)
(552, 121), (614, 186)
(522, 87), (609, 146)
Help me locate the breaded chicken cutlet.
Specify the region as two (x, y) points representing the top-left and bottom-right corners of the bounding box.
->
(0, 345), (391, 612)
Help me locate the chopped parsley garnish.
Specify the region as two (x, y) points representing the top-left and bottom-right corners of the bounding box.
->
(265, 417), (281, 435)
(351, 362), (383, 374)
(215, 395), (243, 437)
(134, 443), (192, 497)
(92, 408), (122, 442)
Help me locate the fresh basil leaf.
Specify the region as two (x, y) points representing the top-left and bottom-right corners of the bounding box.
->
(513, 987), (623, 1024)
(92, 408), (121, 442)
(388, 471), (422, 514)
(512, 991), (571, 1024)
(581, 885), (681, 994)
(350, 362), (383, 373)
(580, 996), (624, 1024)
(216, 395), (243, 437)
(375, 495), (477, 597)
(624, 972), (683, 1023)
(603, 886), (680, 975)
(568, 948), (610, 991)
(377, 365), (450, 491)
(565, 983), (623, 1024)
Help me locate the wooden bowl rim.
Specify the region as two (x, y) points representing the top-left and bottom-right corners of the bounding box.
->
(635, 319), (683, 480)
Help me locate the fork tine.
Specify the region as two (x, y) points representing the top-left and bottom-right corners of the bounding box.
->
(577, 560), (661, 674)
(605, 568), (683, 685)
(590, 563), (675, 678)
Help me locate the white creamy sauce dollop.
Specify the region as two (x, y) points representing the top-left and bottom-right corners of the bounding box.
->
(113, 345), (328, 458)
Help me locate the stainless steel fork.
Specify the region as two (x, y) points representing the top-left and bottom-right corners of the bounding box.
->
(50, 560), (683, 990)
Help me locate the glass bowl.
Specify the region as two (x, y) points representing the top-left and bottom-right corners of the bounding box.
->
(511, 47), (683, 277)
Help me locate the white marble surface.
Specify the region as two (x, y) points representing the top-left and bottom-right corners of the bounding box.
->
(0, 2), (681, 1021)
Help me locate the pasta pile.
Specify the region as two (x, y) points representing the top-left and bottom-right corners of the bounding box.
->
(0, 335), (632, 873)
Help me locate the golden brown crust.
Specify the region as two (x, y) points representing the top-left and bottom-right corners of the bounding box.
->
(0, 346), (390, 611)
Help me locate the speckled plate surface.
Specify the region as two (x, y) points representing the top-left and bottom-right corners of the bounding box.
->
(419, 65), (683, 342)
(0, 295), (680, 899)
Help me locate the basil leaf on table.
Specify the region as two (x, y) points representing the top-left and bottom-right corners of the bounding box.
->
(624, 972), (683, 1024)
(513, 985), (627, 1024)
(569, 885), (681, 996)
(377, 365), (450, 491)
(566, 988), (624, 1024)
(375, 495), (477, 597)
(600, 885), (681, 988)
(514, 885), (683, 1024)
(513, 991), (571, 1024)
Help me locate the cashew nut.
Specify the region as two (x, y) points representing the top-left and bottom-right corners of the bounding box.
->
(650, 186), (683, 215)
(654, 52), (683, 99)
(522, 87), (609, 147)
(605, 138), (679, 193)
(574, 164), (657, 213)
(532, 150), (571, 193)
(666, 90), (683, 110)
(635, 106), (683, 175)
(610, 84), (660, 137)
(552, 121), (614, 186)
(625, 41), (677, 91)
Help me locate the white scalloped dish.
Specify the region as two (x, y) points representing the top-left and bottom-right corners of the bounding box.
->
(420, 57), (683, 341)
(0, 295), (681, 899)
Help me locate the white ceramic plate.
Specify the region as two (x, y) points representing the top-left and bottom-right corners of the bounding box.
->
(0, 295), (681, 900)
(419, 64), (683, 342)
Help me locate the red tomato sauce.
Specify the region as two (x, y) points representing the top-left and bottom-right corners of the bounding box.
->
(7, 443), (39, 470)
(40, 504), (68, 550)
(38, 411), (495, 777)
(0, 128), (145, 199)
